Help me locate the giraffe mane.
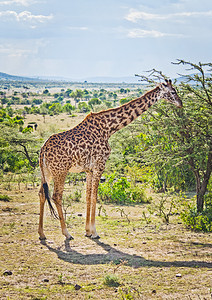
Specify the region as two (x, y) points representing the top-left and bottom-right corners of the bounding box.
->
(81, 85), (159, 122)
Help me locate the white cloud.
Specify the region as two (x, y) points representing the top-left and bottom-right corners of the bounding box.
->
(0, 0), (37, 6)
(126, 9), (212, 23)
(127, 28), (183, 38)
(0, 10), (53, 23)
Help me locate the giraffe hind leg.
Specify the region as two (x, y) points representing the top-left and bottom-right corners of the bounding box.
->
(52, 177), (73, 240)
(38, 183), (47, 240)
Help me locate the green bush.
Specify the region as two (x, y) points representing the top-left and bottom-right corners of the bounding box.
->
(98, 172), (149, 204)
(103, 274), (120, 287)
(0, 194), (11, 202)
(181, 194), (212, 232)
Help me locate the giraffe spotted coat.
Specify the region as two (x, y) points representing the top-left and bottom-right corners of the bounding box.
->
(38, 80), (182, 240)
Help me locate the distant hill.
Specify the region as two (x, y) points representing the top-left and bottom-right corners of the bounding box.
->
(1, 71), (207, 84)
(0, 72), (141, 83)
(0, 72), (41, 82)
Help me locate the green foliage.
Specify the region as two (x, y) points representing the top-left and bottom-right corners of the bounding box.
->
(98, 172), (148, 204)
(136, 61), (212, 211)
(0, 123), (42, 171)
(57, 273), (64, 285)
(0, 194), (11, 202)
(103, 274), (120, 287)
(63, 103), (75, 114)
(66, 172), (85, 185)
(103, 100), (112, 108)
(48, 103), (62, 115)
(148, 191), (180, 224)
(32, 98), (43, 105)
(119, 98), (131, 105)
(22, 127), (33, 133)
(0, 108), (24, 129)
(107, 123), (142, 174)
(180, 178), (212, 232)
(70, 89), (84, 105)
(64, 88), (73, 97)
(78, 102), (90, 113)
(88, 97), (101, 109)
(42, 89), (49, 95)
(181, 195), (212, 232)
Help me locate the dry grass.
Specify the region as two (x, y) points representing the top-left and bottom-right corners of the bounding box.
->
(0, 185), (212, 300)
(24, 112), (86, 135)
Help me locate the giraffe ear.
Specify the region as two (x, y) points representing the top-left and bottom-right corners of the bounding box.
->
(158, 83), (164, 89)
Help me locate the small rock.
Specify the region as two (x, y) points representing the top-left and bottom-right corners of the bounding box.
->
(78, 213), (82, 217)
(74, 284), (82, 290)
(3, 270), (12, 276)
(176, 273), (182, 278)
(43, 279), (49, 282)
(152, 290), (156, 294)
(114, 243), (117, 246)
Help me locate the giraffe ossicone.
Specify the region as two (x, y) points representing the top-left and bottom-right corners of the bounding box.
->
(38, 80), (182, 240)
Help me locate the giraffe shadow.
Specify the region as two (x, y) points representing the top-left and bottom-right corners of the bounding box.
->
(40, 239), (212, 269)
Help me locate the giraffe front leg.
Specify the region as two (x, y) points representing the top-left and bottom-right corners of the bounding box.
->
(89, 169), (104, 239)
(85, 171), (93, 237)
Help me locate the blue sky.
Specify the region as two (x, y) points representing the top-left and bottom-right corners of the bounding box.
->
(0, 0), (211, 80)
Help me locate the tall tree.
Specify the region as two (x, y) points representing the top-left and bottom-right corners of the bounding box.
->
(70, 89), (84, 107)
(136, 60), (212, 212)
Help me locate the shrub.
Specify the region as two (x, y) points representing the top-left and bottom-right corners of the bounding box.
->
(103, 274), (120, 287)
(32, 98), (43, 105)
(0, 194), (11, 202)
(98, 172), (149, 204)
(180, 194), (212, 232)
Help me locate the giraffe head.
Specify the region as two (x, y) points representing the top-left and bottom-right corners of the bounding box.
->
(158, 79), (182, 108)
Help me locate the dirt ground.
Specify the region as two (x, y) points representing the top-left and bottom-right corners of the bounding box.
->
(0, 186), (212, 300)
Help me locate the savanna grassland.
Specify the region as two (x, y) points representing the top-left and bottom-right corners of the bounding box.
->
(0, 111), (211, 300)
(0, 182), (212, 300)
(0, 65), (212, 300)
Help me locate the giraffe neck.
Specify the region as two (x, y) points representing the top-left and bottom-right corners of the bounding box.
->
(94, 86), (160, 138)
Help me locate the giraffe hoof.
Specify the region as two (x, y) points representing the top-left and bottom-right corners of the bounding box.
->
(91, 234), (100, 239)
(39, 236), (46, 241)
(85, 232), (100, 239)
(85, 233), (92, 237)
(66, 235), (74, 240)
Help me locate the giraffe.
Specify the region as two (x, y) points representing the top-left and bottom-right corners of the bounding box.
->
(38, 79), (182, 240)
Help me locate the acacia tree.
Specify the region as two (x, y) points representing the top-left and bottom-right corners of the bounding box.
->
(136, 60), (212, 212)
(70, 89), (84, 107)
(0, 124), (41, 170)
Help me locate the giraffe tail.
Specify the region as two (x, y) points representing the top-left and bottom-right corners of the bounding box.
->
(42, 182), (58, 219)
(40, 151), (58, 219)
